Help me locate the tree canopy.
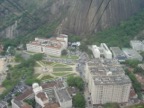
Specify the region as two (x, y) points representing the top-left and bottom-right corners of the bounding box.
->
(67, 76), (84, 91)
(72, 93), (86, 108)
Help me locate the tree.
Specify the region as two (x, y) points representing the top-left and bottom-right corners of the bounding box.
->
(125, 60), (140, 68)
(62, 49), (67, 56)
(31, 53), (43, 61)
(24, 99), (36, 108)
(73, 93), (85, 108)
(67, 76), (84, 91)
(79, 42), (88, 52)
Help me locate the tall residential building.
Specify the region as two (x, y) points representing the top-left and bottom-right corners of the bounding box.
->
(26, 34), (68, 57)
(91, 45), (100, 58)
(85, 58), (131, 104)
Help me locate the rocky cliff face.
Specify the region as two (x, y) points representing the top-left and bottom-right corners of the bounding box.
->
(61, 0), (144, 35)
(0, 0), (144, 38)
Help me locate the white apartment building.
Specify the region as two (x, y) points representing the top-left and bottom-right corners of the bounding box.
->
(91, 45), (101, 58)
(91, 43), (112, 59)
(26, 34), (68, 57)
(85, 58), (131, 105)
(100, 43), (112, 59)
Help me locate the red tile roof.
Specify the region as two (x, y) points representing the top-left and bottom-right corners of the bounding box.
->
(36, 92), (48, 101)
(44, 103), (60, 108)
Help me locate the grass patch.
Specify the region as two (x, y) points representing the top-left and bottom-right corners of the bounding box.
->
(53, 68), (73, 72)
(54, 63), (68, 67)
(41, 75), (53, 80)
(66, 73), (77, 77)
(126, 104), (144, 108)
(34, 74), (40, 78)
(49, 55), (79, 60)
(35, 63), (41, 67)
(61, 55), (79, 60)
(42, 61), (53, 65)
(53, 72), (68, 76)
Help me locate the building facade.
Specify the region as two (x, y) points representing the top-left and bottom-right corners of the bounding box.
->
(26, 34), (68, 57)
(85, 58), (131, 105)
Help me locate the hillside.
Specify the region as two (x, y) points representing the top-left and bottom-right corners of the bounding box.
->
(0, 0), (144, 40)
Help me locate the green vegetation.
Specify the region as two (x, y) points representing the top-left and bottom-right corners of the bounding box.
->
(61, 49), (68, 56)
(125, 69), (142, 99)
(15, 54), (23, 62)
(133, 67), (144, 75)
(70, 10), (144, 49)
(24, 99), (36, 108)
(89, 10), (144, 47)
(53, 63), (68, 67)
(0, 53), (43, 99)
(103, 103), (120, 108)
(41, 75), (53, 80)
(126, 104), (144, 108)
(72, 93), (86, 108)
(125, 60), (140, 68)
(53, 67), (73, 72)
(67, 76), (84, 91)
(53, 72), (68, 76)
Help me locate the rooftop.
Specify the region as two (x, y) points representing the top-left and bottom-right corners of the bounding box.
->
(29, 38), (62, 49)
(87, 59), (125, 76)
(93, 75), (131, 85)
(0, 101), (7, 107)
(110, 47), (127, 58)
(44, 103), (60, 108)
(122, 48), (143, 61)
(13, 100), (32, 108)
(36, 92), (48, 101)
(56, 89), (71, 102)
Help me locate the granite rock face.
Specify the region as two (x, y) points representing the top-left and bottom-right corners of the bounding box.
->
(0, 0), (144, 37)
(61, 0), (144, 35)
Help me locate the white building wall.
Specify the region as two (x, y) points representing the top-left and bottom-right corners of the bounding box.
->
(100, 43), (112, 59)
(59, 100), (72, 108)
(11, 100), (20, 108)
(92, 45), (100, 58)
(44, 47), (61, 57)
(91, 84), (131, 104)
(26, 44), (42, 53)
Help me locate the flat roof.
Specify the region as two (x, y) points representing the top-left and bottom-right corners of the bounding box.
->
(56, 89), (71, 102)
(93, 75), (131, 85)
(27, 36), (67, 49)
(130, 40), (143, 46)
(122, 48), (143, 60)
(87, 59), (125, 76)
(110, 47), (126, 57)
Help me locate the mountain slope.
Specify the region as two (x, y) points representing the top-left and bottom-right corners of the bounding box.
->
(0, 0), (144, 38)
(62, 0), (144, 35)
